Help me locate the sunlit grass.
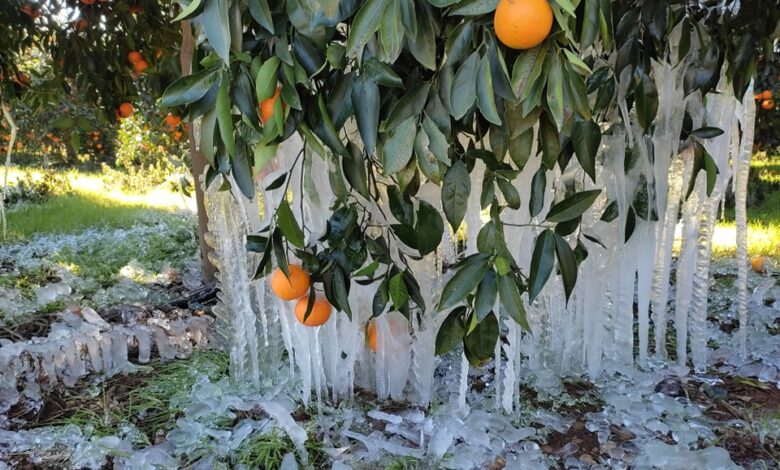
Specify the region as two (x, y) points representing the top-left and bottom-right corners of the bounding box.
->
(3, 167), (194, 241)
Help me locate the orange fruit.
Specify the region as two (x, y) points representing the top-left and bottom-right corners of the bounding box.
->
(96, 143), (103, 150)
(751, 256), (770, 273)
(133, 60), (149, 74)
(76, 18), (88, 30)
(756, 92), (765, 100)
(165, 113), (181, 128)
(762, 90), (773, 100)
(270, 265), (310, 300)
(81, 0), (96, 4)
(173, 130), (183, 141)
(21, 4), (33, 16)
(494, 0), (553, 50)
(294, 295), (332, 327)
(762, 100), (774, 110)
(128, 51), (143, 64)
(366, 321), (378, 352)
(118, 102), (134, 118)
(259, 87), (283, 124)
(155, 48), (164, 59)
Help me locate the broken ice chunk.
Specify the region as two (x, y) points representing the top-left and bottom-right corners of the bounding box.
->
(367, 409), (403, 425)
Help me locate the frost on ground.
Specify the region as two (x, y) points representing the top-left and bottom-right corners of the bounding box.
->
(0, 240), (779, 469)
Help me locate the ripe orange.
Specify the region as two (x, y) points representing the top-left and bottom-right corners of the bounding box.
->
(118, 102), (134, 118)
(165, 113), (181, 128)
(155, 48), (164, 59)
(173, 130), (183, 141)
(294, 295), (332, 327)
(751, 255), (770, 273)
(128, 51), (143, 64)
(133, 60), (149, 74)
(270, 265), (310, 300)
(96, 143), (103, 150)
(81, 0), (96, 4)
(762, 90), (773, 100)
(762, 100), (775, 110)
(494, 0), (553, 50)
(259, 87), (283, 124)
(366, 321), (378, 352)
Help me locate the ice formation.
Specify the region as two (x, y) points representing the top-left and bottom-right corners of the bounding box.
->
(202, 57), (756, 411)
(0, 306), (210, 416)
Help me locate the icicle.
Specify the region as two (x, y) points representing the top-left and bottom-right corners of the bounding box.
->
(501, 317), (517, 413)
(457, 352), (469, 413)
(734, 84), (756, 357)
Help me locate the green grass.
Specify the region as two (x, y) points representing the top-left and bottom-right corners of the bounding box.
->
(234, 429), (328, 469)
(3, 168), (192, 241)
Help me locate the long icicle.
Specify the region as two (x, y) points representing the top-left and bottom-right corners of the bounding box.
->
(735, 84), (756, 357)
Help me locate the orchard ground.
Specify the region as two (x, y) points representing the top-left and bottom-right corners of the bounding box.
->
(0, 155), (778, 468)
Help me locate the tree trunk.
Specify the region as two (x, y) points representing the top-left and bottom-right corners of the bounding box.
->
(180, 21), (216, 284)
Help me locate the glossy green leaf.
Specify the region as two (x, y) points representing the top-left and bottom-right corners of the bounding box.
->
(528, 230), (556, 302)
(383, 117), (417, 175)
(415, 128), (443, 184)
(422, 116), (450, 164)
(173, 0), (203, 21)
(248, 0), (274, 33)
(379, 0), (404, 62)
(474, 269), (498, 321)
(255, 57), (280, 101)
(508, 128), (534, 170)
(364, 58), (404, 87)
(464, 311), (498, 364)
(407, 11), (436, 70)
(389, 272), (409, 310)
(200, 109), (217, 166)
(161, 68), (220, 107)
(691, 126), (724, 139)
(383, 82), (431, 131)
(333, 266), (353, 318)
(416, 200), (444, 256)
(539, 113), (560, 169)
(477, 55), (502, 125)
(438, 253), (491, 310)
(497, 273), (530, 331)
(571, 118), (601, 182)
(545, 190), (601, 223)
(451, 52), (479, 119)
(216, 78), (235, 157)
(445, 21), (474, 66)
(346, 0), (390, 58)
(352, 76), (381, 155)
(450, 0), (499, 15)
(497, 178), (521, 209)
(546, 53), (565, 130)
(442, 161), (471, 231)
(554, 233), (578, 302)
(253, 141), (277, 173)
(635, 71), (658, 130)
(277, 199), (305, 248)
(529, 167), (547, 218)
(344, 143), (370, 198)
(232, 141), (255, 199)
(202, 0), (230, 63)
(435, 307), (466, 355)
(579, 0), (599, 49)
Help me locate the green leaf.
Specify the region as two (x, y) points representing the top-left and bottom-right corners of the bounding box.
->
(529, 167), (547, 218)
(253, 141), (277, 173)
(445, 21), (474, 66)
(464, 311), (498, 364)
(346, 0), (390, 58)
(352, 76), (381, 155)
(552, 0), (576, 16)
(161, 69), (220, 107)
(255, 57), (280, 101)
(333, 266), (353, 318)
(571, 118), (601, 183)
(508, 128), (534, 170)
(496, 178), (520, 209)
(546, 53), (564, 130)
(511, 46), (544, 99)
(389, 272), (409, 310)
(477, 222), (499, 254)
(539, 113), (560, 169)
(416, 200), (444, 256)
(248, 0), (274, 33)
(383, 82), (431, 131)
(200, 109), (217, 166)
(442, 161), (471, 231)
(379, 0), (404, 62)
(451, 52), (479, 119)
(703, 148), (719, 197)
(344, 143), (370, 198)
(216, 78), (235, 157)
(579, 0), (599, 49)
(364, 58), (404, 87)
(450, 0), (499, 15)
(388, 185), (415, 226)
(435, 307), (466, 355)
(415, 129), (443, 184)
(272, 229), (289, 278)
(174, 0), (203, 21)
(354, 260), (380, 277)
(528, 230), (556, 302)
(277, 199), (305, 248)
(474, 269), (498, 321)
(438, 253), (491, 310)
(497, 274), (530, 331)
(232, 141), (255, 199)
(635, 71), (658, 130)
(422, 116), (450, 164)
(691, 126), (724, 139)
(382, 117), (417, 174)
(553, 233), (578, 302)
(477, 55), (502, 125)
(545, 190), (601, 223)
(202, 0), (230, 63)
(407, 11), (436, 70)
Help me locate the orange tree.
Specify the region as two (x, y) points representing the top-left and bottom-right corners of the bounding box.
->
(164, 0), (778, 361)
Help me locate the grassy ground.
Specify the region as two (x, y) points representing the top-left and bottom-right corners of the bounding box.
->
(3, 167), (194, 241)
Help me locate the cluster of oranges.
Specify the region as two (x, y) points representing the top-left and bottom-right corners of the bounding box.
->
(755, 89), (774, 110)
(128, 50), (149, 75)
(163, 113), (188, 141)
(270, 265), (333, 327)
